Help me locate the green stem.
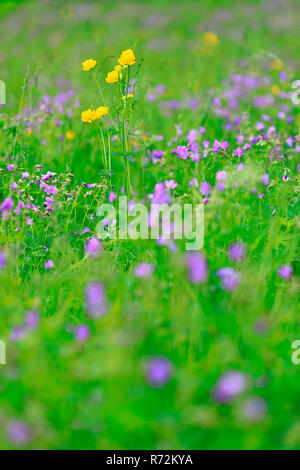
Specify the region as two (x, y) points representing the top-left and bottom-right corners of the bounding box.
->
(121, 67), (131, 195)
(93, 121), (107, 172)
(92, 71), (117, 132)
(98, 123), (108, 171)
(108, 130), (111, 173)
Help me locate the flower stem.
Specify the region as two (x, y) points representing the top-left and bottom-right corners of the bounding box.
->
(92, 71), (117, 132)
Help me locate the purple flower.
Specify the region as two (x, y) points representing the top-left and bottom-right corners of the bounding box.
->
(85, 237), (102, 258)
(200, 181), (211, 196)
(14, 201), (25, 215)
(6, 420), (32, 446)
(278, 264), (292, 280)
(172, 145), (190, 160)
(150, 149), (163, 163)
(267, 126), (276, 135)
(1, 197), (14, 212)
(212, 97), (220, 106)
(187, 129), (198, 142)
(128, 199), (135, 212)
(190, 152), (201, 162)
(10, 325), (26, 342)
(43, 184), (58, 196)
(108, 191), (116, 203)
(216, 170), (227, 182)
(256, 122), (265, 131)
(217, 267), (240, 291)
(134, 262), (155, 279)
(165, 179), (178, 190)
(22, 172), (29, 179)
(202, 140), (210, 148)
(0, 251), (6, 269)
(85, 281), (108, 318)
(261, 174), (270, 186)
(74, 324), (90, 341)
(212, 140), (221, 152)
(189, 177), (198, 187)
(286, 137), (294, 148)
(24, 310), (40, 330)
(213, 371), (248, 403)
(44, 196), (54, 209)
(186, 253), (208, 284)
(257, 193), (264, 199)
(82, 227), (90, 234)
(44, 259), (54, 269)
(217, 182), (225, 192)
(147, 92), (157, 102)
(220, 141), (229, 150)
(169, 99), (179, 110)
(151, 182), (171, 205)
(146, 356), (173, 388)
(234, 147), (244, 157)
(6, 164), (14, 171)
(228, 242), (246, 263)
(156, 84), (166, 94)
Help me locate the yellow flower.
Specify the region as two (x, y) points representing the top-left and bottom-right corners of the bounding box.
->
(118, 49), (136, 66)
(81, 106), (108, 123)
(271, 59), (283, 71)
(122, 94), (134, 100)
(271, 85), (280, 96)
(203, 31), (219, 47)
(26, 128), (32, 135)
(95, 106), (109, 119)
(66, 130), (75, 140)
(81, 109), (96, 123)
(105, 70), (122, 83)
(81, 59), (97, 71)
(114, 65), (123, 72)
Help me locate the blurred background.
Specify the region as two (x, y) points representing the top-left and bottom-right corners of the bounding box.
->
(0, 0), (299, 451)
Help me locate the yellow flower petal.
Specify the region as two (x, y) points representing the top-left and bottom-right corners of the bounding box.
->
(81, 109), (96, 123)
(271, 85), (280, 96)
(95, 106), (109, 119)
(66, 130), (75, 140)
(122, 94), (134, 100)
(271, 59), (283, 71)
(105, 70), (122, 83)
(81, 59), (97, 71)
(118, 49), (136, 66)
(203, 32), (219, 47)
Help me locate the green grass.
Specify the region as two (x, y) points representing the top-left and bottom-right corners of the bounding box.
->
(0, 0), (299, 450)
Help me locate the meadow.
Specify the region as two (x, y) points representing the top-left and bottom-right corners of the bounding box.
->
(0, 0), (299, 450)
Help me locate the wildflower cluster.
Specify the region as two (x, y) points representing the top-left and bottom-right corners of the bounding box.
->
(0, 4), (299, 450)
